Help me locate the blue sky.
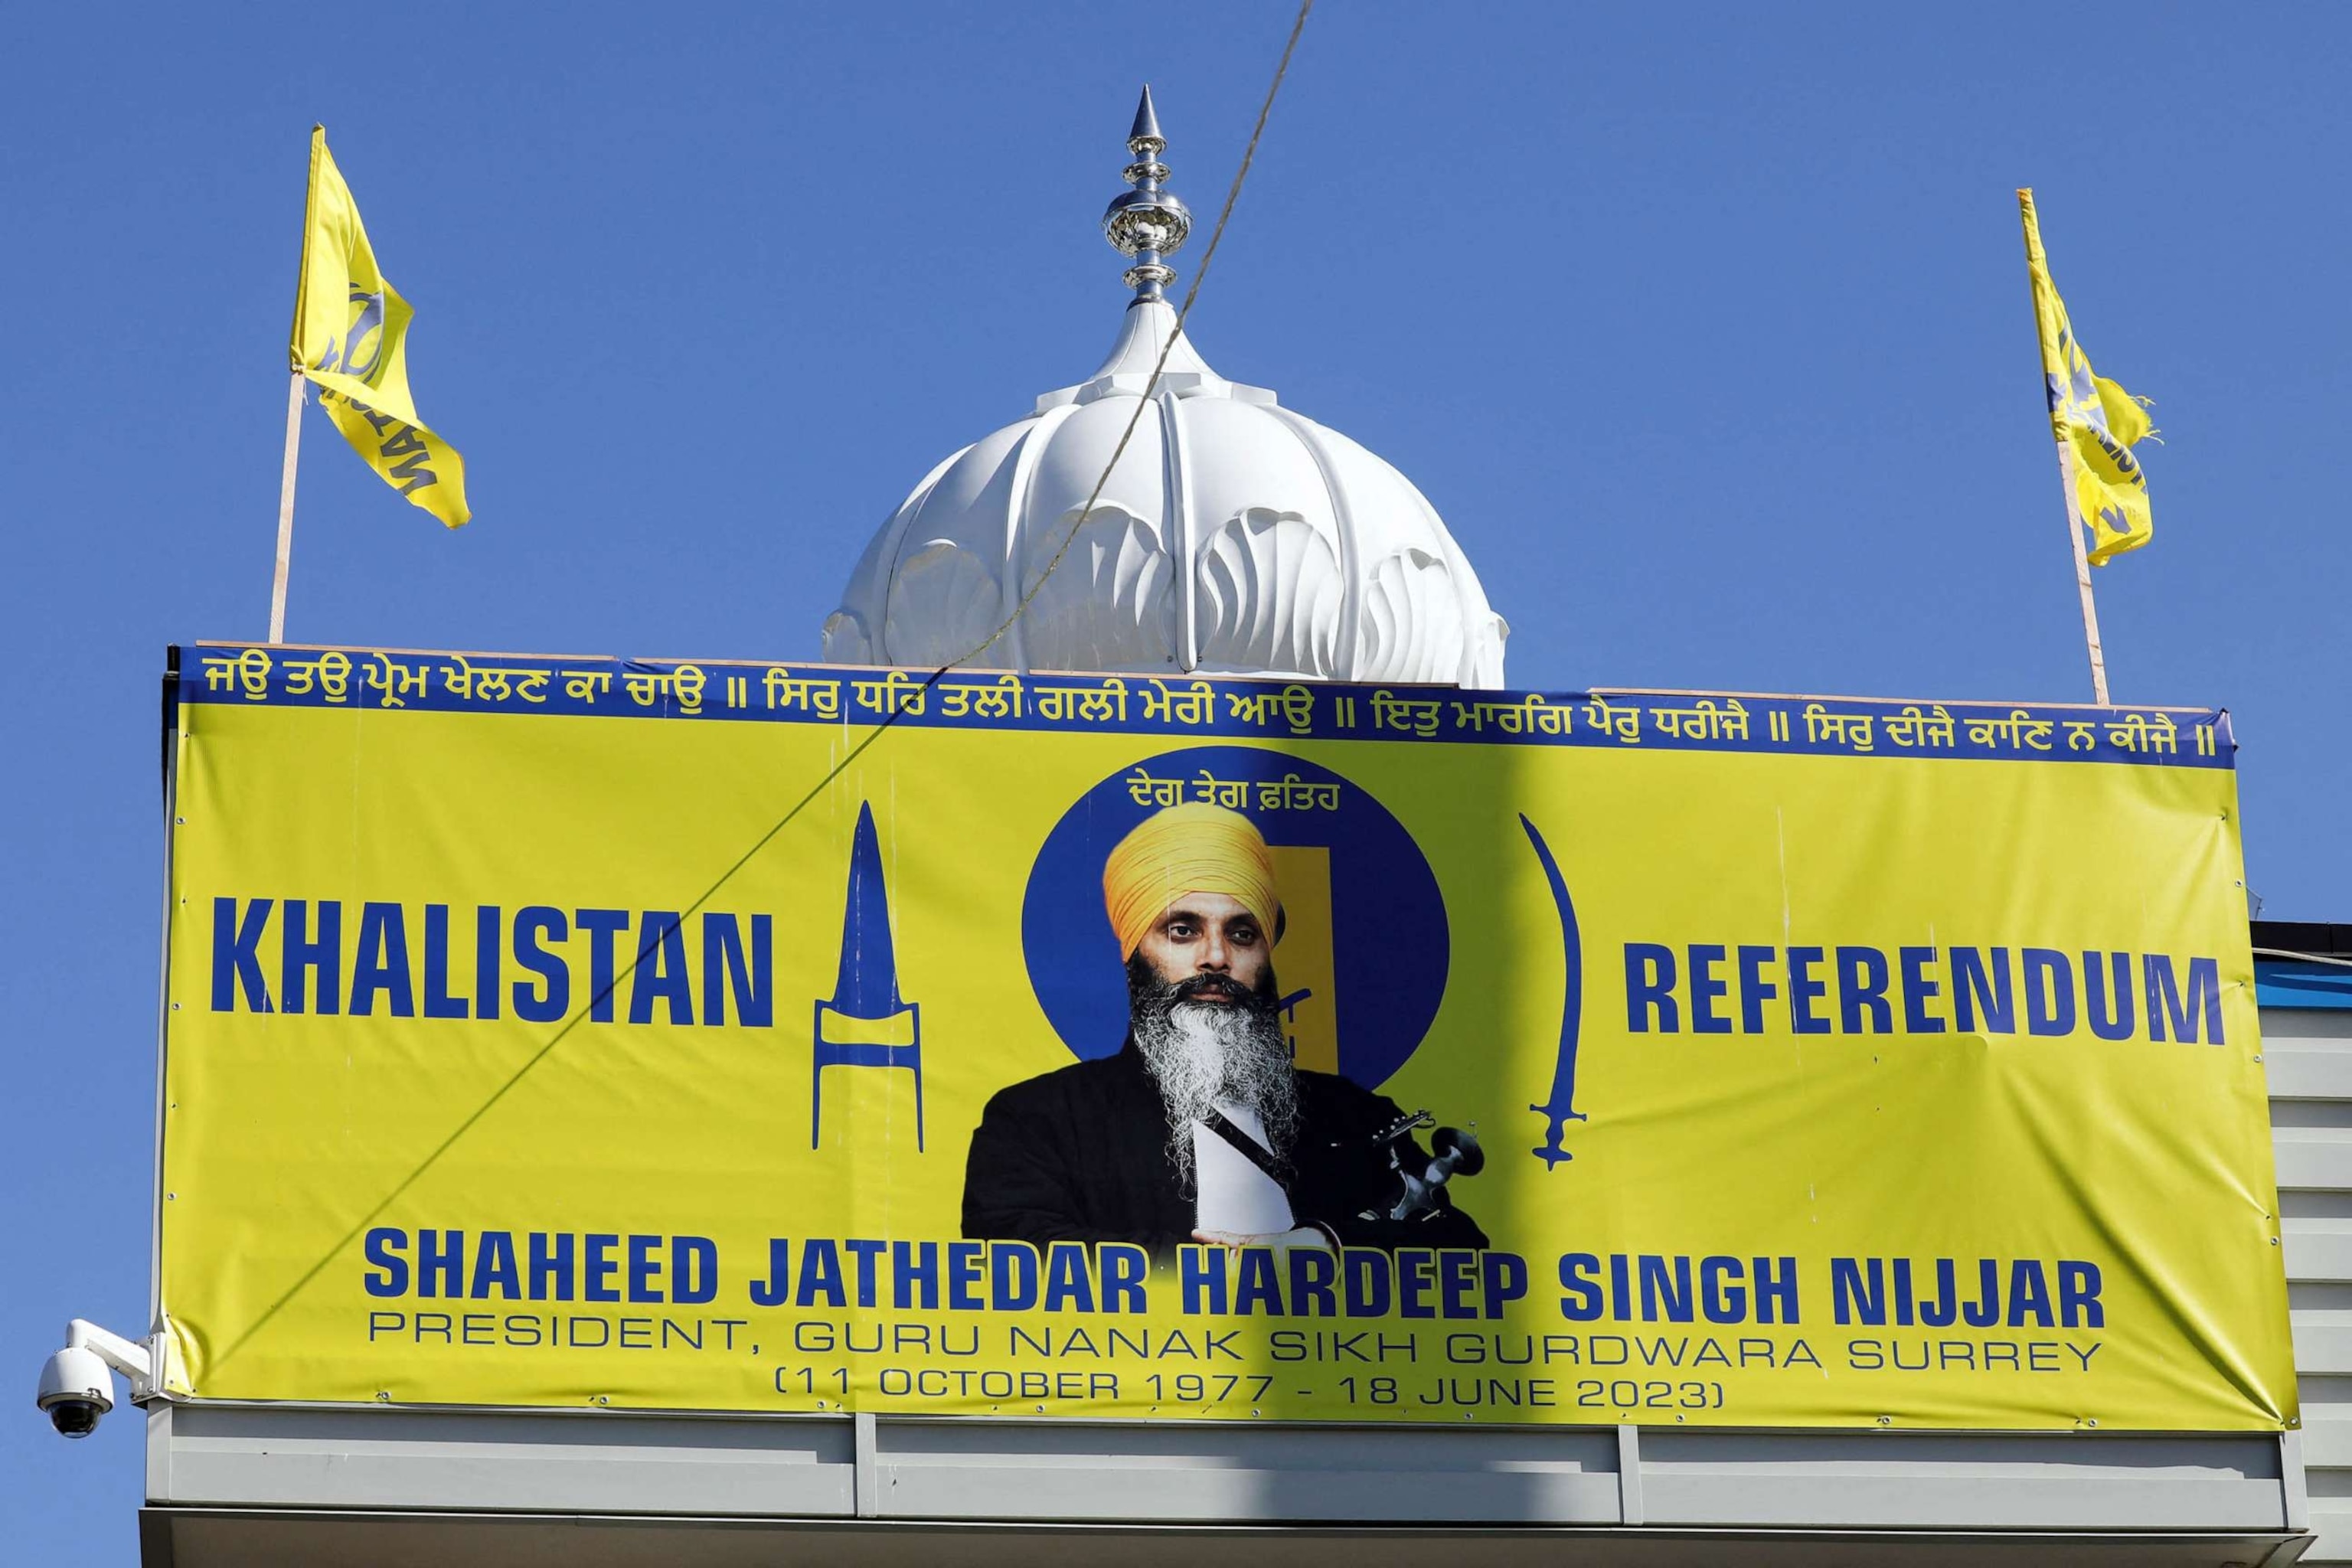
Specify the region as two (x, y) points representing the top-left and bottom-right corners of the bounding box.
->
(5, 3), (2348, 1557)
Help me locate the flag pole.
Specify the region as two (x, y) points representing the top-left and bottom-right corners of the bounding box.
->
(2053, 441), (2111, 705)
(267, 370), (304, 645)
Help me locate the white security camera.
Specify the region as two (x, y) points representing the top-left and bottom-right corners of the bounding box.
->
(37, 1346), (113, 1438)
(34, 1321), (154, 1440)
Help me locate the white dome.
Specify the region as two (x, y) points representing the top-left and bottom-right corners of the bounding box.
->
(823, 90), (1505, 687)
(822, 298), (1508, 686)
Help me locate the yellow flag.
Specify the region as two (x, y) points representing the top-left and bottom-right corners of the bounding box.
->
(289, 127), (469, 528)
(2018, 189), (2150, 565)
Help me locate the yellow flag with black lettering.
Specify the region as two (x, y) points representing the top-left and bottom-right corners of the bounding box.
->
(289, 126), (469, 528)
(2018, 189), (2150, 565)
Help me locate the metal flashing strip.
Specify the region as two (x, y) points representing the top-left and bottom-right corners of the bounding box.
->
(2282, 1429), (2310, 1531)
(136, 1507), (2312, 1568)
(1616, 1423), (1643, 1526)
(854, 1410), (880, 1520)
(145, 1403), (2295, 1537)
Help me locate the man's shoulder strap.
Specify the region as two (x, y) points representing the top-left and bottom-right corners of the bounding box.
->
(1200, 1109), (1291, 1194)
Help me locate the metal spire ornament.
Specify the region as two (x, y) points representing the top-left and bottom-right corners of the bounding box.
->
(1101, 86), (1191, 302)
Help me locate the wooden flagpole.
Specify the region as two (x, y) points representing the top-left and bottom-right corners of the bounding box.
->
(267, 370), (305, 645)
(2053, 440), (2111, 706)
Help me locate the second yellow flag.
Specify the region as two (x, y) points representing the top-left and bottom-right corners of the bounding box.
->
(2018, 189), (2149, 566)
(289, 126), (470, 528)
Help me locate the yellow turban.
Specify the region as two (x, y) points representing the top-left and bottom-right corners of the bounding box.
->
(1102, 802), (1282, 960)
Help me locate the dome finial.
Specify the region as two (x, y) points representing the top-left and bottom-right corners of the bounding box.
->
(1102, 85), (1190, 302)
(1128, 84), (1165, 154)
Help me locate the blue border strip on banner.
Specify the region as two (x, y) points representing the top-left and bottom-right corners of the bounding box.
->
(173, 645), (2234, 769)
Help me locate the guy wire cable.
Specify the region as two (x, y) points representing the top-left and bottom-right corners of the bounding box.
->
(211, 0), (1316, 1369)
(2253, 948), (2352, 970)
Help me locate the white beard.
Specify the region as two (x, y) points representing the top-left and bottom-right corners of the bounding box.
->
(1135, 998), (1298, 1186)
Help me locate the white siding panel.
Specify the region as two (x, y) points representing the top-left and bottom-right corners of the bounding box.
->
(2268, 1011), (2352, 1050)
(2316, 1499), (2352, 1564)
(2287, 1222), (2352, 1281)
(2276, 1009), (2352, 1560)
(2301, 1410), (2352, 1468)
(2275, 1132), (2352, 1193)
(2269, 1047), (2352, 1101)
(2296, 1317), (2352, 1377)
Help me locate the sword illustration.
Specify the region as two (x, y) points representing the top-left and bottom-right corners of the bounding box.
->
(1519, 813), (1585, 1169)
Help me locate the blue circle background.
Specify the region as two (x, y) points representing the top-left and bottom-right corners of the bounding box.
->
(1021, 746), (1449, 1089)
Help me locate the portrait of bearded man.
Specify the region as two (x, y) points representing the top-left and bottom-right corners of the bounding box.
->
(962, 802), (1486, 1259)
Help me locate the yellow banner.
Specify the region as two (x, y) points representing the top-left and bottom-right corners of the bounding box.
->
(291, 127), (469, 528)
(158, 648), (2291, 1431)
(2019, 188), (2151, 566)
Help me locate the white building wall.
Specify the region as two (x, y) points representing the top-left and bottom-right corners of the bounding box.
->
(2270, 1004), (2352, 1560)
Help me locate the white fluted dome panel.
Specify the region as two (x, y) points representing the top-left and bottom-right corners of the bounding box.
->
(823, 299), (1507, 685)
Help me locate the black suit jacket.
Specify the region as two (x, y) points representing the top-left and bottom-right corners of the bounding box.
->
(961, 1039), (1488, 1257)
